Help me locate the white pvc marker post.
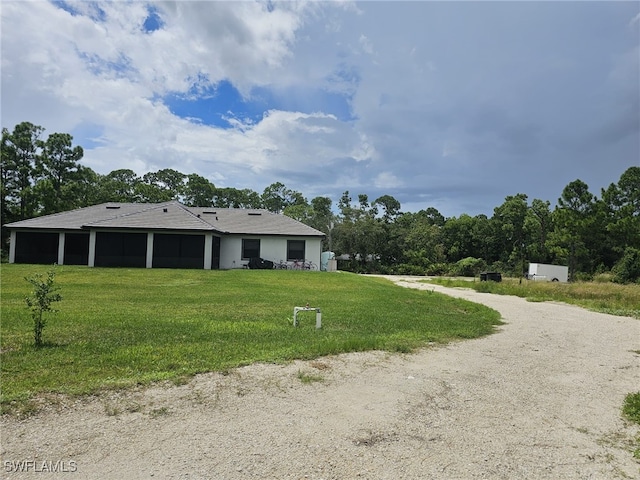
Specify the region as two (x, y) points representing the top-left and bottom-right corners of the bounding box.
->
(293, 306), (322, 329)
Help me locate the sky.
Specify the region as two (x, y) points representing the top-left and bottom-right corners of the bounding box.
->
(2, 1), (639, 218)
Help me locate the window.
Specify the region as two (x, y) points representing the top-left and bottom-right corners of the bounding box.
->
(242, 238), (260, 259)
(287, 240), (305, 261)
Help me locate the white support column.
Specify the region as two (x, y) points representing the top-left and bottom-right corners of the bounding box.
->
(146, 232), (154, 268)
(57, 232), (65, 265)
(88, 231), (96, 267)
(9, 230), (16, 263)
(204, 233), (213, 270)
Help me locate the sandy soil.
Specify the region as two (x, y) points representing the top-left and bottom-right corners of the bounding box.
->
(2, 276), (639, 480)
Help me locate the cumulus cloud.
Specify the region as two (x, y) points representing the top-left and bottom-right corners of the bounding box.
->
(2, 1), (638, 217)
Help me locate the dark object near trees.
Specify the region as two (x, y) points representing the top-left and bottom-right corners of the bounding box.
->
(248, 257), (274, 270)
(480, 272), (502, 282)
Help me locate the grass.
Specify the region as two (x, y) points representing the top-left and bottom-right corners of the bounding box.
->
(424, 277), (640, 319)
(623, 392), (640, 425)
(622, 392), (640, 459)
(296, 369), (324, 384)
(0, 265), (502, 413)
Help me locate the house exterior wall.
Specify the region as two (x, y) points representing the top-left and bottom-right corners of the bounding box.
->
(218, 235), (322, 269)
(9, 228), (322, 270)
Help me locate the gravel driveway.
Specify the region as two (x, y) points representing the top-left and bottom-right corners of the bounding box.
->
(2, 276), (639, 479)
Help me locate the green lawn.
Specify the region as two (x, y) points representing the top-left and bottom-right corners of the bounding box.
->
(0, 265), (501, 412)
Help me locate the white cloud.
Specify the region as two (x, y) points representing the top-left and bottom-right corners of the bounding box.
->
(358, 34), (374, 55)
(2, 1), (638, 217)
(374, 172), (402, 189)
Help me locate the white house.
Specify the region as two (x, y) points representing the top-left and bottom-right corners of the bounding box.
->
(4, 201), (325, 270)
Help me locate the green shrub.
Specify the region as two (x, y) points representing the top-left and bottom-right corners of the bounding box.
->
(24, 269), (62, 347)
(489, 261), (511, 276)
(393, 264), (427, 275)
(572, 271), (593, 282)
(613, 247), (640, 284)
(593, 272), (614, 283)
(449, 257), (487, 277)
(425, 263), (448, 276)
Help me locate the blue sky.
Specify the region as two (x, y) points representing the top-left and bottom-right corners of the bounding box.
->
(2, 1), (638, 217)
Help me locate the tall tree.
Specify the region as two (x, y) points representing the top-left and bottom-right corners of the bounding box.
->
(422, 207), (446, 227)
(491, 194), (529, 270)
(138, 169), (186, 203)
(34, 132), (84, 214)
(97, 169), (141, 203)
(441, 214), (478, 263)
(183, 173), (215, 207)
(261, 182), (305, 213)
(68, 165), (101, 209)
(373, 194), (401, 223)
(549, 180), (596, 276)
(333, 192), (385, 271)
(1, 122), (44, 220)
(601, 167), (640, 256)
(524, 198), (553, 263)
(395, 211), (445, 269)
(212, 187), (262, 208)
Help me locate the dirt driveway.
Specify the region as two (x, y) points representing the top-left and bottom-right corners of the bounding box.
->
(2, 276), (639, 479)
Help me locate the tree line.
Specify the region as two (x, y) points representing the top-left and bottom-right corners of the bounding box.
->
(2, 121), (639, 282)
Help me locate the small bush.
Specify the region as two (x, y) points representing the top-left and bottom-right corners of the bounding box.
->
(593, 273), (614, 283)
(393, 264), (426, 275)
(425, 263), (448, 276)
(489, 261), (511, 276)
(24, 269), (62, 347)
(572, 271), (593, 282)
(449, 257), (487, 277)
(613, 247), (640, 284)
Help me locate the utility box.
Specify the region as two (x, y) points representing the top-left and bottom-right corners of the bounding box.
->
(321, 251), (335, 271)
(528, 263), (569, 283)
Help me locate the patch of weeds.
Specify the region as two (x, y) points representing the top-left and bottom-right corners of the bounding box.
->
(7, 399), (40, 418)
(622, 391), (640, 459)
(622, 392), (640, 424)
(170, 375), (191, 386)
(188, 389), (206, 405)
(310, 361), (331, 371)
(104, 403), (121, 416)
(525, 296), (548, 303)
(296, 370), (324, 385)
(391, 343), (414, 354)
(149, 406), (170, 418)
(125, 401), (143, 413)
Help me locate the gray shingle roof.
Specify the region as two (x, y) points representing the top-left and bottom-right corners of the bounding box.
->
(5, 202), (325, 237)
